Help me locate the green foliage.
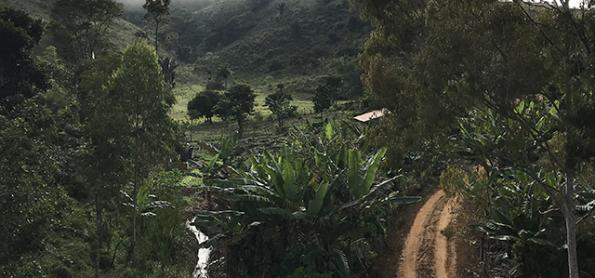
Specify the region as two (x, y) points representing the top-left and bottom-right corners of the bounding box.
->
(215, 84), (256, 135)
(37, 46), (73, 102)
(0, 10), (88, 275)
(87, 41), (171, 196)
(187, 90), (221, 123)
(313, 76), (342, 113)
(136, 171), (194, 273)
(143, 0), (171, 52)
(287, 267), (331, 278)
(355, 1), (595, 276)
(81, 52), (127, 205)
(50, 0), (123, 63)
(0, 8), (46, 108)
(151, 0), (367, 80)
(443, 164), (568, 277)
(1, 6), (194, 277)
(0, 91), (92, 276)
(477, 176), (564, 277)
(265, 84), (297, 128)
(89, 40), (177, 266)
(0, 9), (105, 277)
(345, 147), (386, 198)
(78, 52), (122, 121)
(216, 66), (231, 89)
(0, 105), (60, 275)
(144, 0), (171, 18)
(439, 100), (595, 276)
(191, 123), (420, 277)
(103, 40), (176, 169)
(195, 136), (240, 179)
(324, 57), (363, 98)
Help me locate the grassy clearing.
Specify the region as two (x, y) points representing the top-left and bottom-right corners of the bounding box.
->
(186, 110), (357, 147)
(171, 84), (205, 122)
(171, 83), (314, 122)
(253, 89), (314, 117)
(173, 82), (357, 154)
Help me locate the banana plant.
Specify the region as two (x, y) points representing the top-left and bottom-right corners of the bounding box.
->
(195, 136), (239, 179)
(191, 130), (420, 277)
(475, 169), (562, 277)
(247, 147), (312, 204)
(344, 147), (387, 198)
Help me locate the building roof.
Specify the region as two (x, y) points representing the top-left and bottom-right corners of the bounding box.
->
(353, 109), (387, 123)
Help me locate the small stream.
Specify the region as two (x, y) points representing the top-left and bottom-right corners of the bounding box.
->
(186, 217), (211, 278)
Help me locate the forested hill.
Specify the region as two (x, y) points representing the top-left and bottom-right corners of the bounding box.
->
(3, 0), (142, 52)
(3, 0), (368, 81)
(124, 0), (369, 78)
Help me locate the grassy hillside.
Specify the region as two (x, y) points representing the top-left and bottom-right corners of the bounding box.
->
(4, 0), (366, 122)
(4, 0), (366, 83)
(3, 0), (142, 52)
(146, 0), (369, 122)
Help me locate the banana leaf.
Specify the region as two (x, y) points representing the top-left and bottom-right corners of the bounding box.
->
(308, 181), (330, 216)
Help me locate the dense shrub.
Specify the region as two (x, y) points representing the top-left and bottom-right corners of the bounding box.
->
(187, 90), (221, 123)
(313, 76), (342, 113)
(265, 84), (297, 128)
(215, 84), (256, 136)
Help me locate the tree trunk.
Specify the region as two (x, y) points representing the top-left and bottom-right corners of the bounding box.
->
(562, 170), (580, 278)
(559, 10), (579, 275)
(154, 20), (160, 53)
(94, 195), (102, 278)
(278, 118), (283, 130)
(127, 182), (139, 266)
(237, 118), (244, 138)
(132, 184), (138, 265)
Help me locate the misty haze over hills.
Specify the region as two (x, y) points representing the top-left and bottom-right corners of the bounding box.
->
(117, 0), (218, 9)
(117, 0), (194, 4)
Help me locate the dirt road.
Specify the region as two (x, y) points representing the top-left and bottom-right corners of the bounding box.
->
(397, 190), (460, 278)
